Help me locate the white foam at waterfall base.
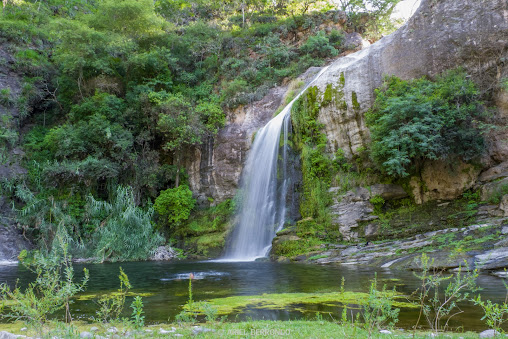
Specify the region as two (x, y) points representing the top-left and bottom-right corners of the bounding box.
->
(0, 260), (18, 265)
(221, 66), (329, 262)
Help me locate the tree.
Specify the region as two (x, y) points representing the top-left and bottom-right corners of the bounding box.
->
(337, 0), (402, 40)
(155, 92), (224, 187)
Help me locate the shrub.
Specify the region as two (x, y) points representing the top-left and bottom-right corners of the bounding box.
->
(366, 69), (486, 177)
(299, 31), (338, 58)
(87, 186), (164, 262)
(154, 184), (196, 229)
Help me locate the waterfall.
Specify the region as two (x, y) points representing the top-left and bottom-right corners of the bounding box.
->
(221, 66), (329, 262)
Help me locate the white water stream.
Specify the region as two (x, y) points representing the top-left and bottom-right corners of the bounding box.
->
(221, 67), (329, 262)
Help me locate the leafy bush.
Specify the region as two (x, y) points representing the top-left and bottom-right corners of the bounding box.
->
(154, 185), (196, 229)
(299, 31), (338, 58)
(366, 69), (486, 177)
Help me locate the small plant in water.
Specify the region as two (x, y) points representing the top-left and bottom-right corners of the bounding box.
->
(175, 273), (198, 323)
(472, 273), (508, 336)
(412, 253), (479, 335)
(361, 273), (399, 338)
(95, 267), (132, 323)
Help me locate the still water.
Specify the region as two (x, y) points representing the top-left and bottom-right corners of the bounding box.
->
(0, 260), (505, 331)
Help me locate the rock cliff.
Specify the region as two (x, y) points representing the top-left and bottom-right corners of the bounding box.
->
(190, 0), (508, 208)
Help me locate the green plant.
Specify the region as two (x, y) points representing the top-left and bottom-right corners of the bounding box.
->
(412, 253), (479, 335)
(154, 184), (196, 229)
(366, 69), (486, 177)
(95, 267), (132, 323)
(361, 274), (399, 338)
(299, 30), (338, 58)
(472, 276), (508, 335)
(369, 194), (385, 215)
(175, 273), (197, 323)
(130, 296), (145, 329)
(88, 186), (164, 262)
(202, 302), (219, 322)
(0, 232), (89, 332)
(0, 87), (12, 106)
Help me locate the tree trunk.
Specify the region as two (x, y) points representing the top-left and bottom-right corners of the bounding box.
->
(175, 153), (181, 188)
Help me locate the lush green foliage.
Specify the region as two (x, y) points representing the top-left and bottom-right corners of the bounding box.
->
(154, 185), (196, 229)
(87, 187), (164, 262)
(291, 86), (336, 239)
(0, 234), (89, 331)
(0, 0), (403, 257)
(367, 70), (486, 177)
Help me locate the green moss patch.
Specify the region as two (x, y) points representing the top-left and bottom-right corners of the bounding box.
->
(187, 291), (416, 315)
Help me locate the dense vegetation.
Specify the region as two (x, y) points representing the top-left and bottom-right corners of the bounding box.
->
(0, 0), (403, 259)
(366, 69), (486, 177)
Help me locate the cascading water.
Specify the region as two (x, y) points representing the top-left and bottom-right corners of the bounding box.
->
(222, 66), (329, 262)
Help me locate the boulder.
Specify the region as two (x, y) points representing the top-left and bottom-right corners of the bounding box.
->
(410, 160), (480, 204)
(481, 177), (508, 201)
(479, 161), (508, 182)
(0, 332), (17, 339)
(369, 184), (408, 200)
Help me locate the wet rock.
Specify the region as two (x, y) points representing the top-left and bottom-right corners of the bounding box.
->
(475, 247), (508, 269)
(107, 327), (118, 334)
(491, 271), (508, 279)
(499, 195), (508, 217)
(329, 188), (378, 240)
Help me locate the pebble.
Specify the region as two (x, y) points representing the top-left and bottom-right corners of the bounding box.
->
(192, 326), (216, 335)
(90, 327), (99, 332)
(20, 328), (27, 332)
(80, 332), (93, 338)
(379, 330), (392, 334)
(159, 328), (175, 334)
(107, 327), (118, 334)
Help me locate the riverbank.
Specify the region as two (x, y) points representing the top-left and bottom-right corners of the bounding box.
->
(0, 320), (486, 339)
(271, 218), (508, 274)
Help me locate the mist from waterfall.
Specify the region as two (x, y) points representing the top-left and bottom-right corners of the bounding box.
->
(221, 67), (329, 262)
